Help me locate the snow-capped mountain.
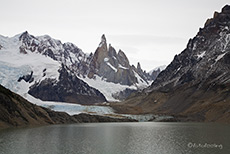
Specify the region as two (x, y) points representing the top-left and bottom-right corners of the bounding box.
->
(120, 5), (230, 122)
(0, 31), (155, 102)
(0, 33), (106, 104)
(81, 34), (156, 100)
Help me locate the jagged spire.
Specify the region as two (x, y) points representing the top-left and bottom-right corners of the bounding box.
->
(137, 62), (143, 73)
(23, 31), (29, 35)
(204, 4), (230, 27)
(101, 34), (106, 43)
(137, 62), (141, 70)
(98, 34), (107, 48)
(222, 5), (230, 13)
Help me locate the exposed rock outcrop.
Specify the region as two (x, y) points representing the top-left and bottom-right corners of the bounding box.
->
(18, 71), (34, 83)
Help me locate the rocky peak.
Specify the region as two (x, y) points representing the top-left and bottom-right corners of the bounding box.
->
(19, 31), (36, 42)
(17, 31), (90, 73)
(88, 35), (150, 86)
(16, 32), (151, 88)
(151, 4), (230, 91)
(18, 31), (39, 54)
(222, 5), (230, 13)
(19, 31), (29, 40)
(117, 49), (130, 67)
(97, 34), (108, 57)
(137, 62), (142, 72)
(204, 5), (230, 28)
(2, 31), (155, 101)
(108, 44), (117, 57)
(121, 6), (230, 122)
(19, 31), (36, 45)
(98, 34), (107, 49)
(101, 34), (106, 43)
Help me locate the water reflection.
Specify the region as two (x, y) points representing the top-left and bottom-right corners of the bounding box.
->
(0, 122), (230, 154)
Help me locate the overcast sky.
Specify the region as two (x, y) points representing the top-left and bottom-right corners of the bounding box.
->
(0, 0), (229, 71)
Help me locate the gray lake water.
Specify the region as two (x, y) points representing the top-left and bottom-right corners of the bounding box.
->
(0, 122), (229, 154)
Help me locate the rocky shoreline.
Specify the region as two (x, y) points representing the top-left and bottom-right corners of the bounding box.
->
(109, 103), (208, 122)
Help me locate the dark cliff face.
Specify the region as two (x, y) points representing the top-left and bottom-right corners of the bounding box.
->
(28, 64), (107, 105)
(121, 5), (230, 123)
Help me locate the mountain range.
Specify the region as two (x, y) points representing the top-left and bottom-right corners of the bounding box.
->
(1, 5), (230, 124)
(115, 5), (230, 123)
(0, 32), (161, 104)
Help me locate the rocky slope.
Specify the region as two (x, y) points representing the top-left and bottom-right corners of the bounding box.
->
(116, 5), (230, 123)
(0, 84), (78, 128)
(0, 84), (136, 129)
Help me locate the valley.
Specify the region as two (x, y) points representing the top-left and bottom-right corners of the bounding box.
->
(1, 2), (230, 154)
(0, 5), (230, 127)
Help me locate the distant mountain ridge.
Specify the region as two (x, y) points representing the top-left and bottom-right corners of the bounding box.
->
(0, 32), (106, 104)
(0, 31), (161, 102)
(18, 32), (158, 85)
(148, 65), (166, 81)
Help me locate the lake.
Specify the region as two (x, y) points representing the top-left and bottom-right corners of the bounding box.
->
(0, 122), (229, 154)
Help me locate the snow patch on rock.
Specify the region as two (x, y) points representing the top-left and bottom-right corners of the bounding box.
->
(197, 51), (206, 59)
(215, 53), (226, 62)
